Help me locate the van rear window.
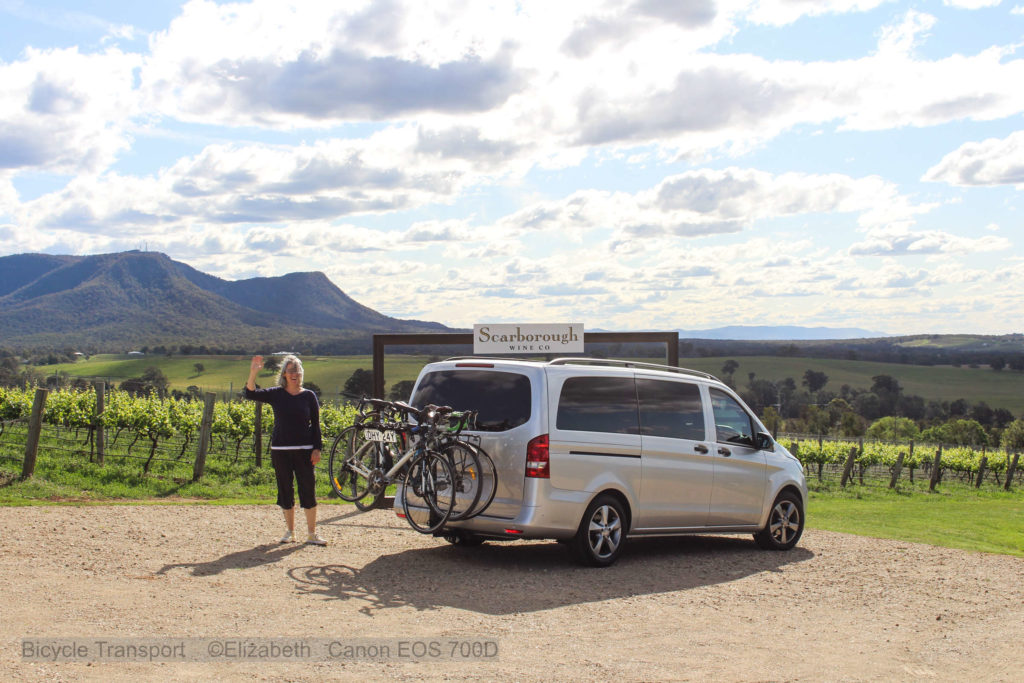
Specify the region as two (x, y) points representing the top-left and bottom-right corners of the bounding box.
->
(411, 370), (531, 432)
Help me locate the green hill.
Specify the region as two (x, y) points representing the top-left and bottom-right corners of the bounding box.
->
(0, 251), (448, 351)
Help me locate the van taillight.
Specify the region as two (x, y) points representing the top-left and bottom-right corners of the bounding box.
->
(526, 434), (550, 478)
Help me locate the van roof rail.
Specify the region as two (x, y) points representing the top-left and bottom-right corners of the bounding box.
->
(437, 356), (721, 382)
(442, 356), (536, 363)
(547, 357), (720, 381)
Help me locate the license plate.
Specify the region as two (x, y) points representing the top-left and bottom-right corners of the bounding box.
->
(364, 429), (398, 443)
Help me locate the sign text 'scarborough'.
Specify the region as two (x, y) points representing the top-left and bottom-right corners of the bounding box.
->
(473, 324), (584, 354)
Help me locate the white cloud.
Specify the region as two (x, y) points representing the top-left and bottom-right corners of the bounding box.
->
(848, 227), (1013, 255)
(943, 0), (1001, 9)
(923, 131), (1024, 187)
(0, 47), (141, 174)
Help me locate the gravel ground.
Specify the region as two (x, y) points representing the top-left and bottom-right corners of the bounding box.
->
(1, 503), (1022, 682)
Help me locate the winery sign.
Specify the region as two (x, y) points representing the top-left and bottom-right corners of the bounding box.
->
(474, 323), (584, 354)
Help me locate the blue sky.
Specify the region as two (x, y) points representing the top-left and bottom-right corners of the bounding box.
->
(1, 0), (1022, 335)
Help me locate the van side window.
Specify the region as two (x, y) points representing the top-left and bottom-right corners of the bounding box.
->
(636, 379), (705, 441)
(556, 376), (639, 434)
(709, 388), (756, 447)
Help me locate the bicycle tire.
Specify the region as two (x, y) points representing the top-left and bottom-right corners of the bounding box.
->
(462, 442), (497, 519)
(328, 428), (374, 502)
(441, 441), (484, 521)
(401, 450), (455, 534)
(354, 440), (397, 510)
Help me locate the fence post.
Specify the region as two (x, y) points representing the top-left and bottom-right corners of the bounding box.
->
(93, 381), (105, 465)
(929, 446), (943, 492)
(857, 438), (865, 485)
(889, 449), (905, 489)
(975, 455), (987, 489)
(21, 388), (48, 479)
(193, 392), (216, 482)
(840, 446), (857, 487)
(1005, 452), (1020, 492)
(254, 402), (263, 468)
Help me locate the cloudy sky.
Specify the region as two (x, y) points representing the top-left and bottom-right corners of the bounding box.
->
(1, 0), (1023, 335)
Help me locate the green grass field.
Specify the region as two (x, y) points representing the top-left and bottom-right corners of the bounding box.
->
(807, 487), (1024, 557)
(39, 353), (1024, 413)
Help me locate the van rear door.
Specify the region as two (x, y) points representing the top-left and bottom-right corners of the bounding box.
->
(410, 365), (537, 520)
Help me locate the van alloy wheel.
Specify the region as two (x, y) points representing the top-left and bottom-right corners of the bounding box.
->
(570, 495), (626, 567)
(753, 490), (804, 551)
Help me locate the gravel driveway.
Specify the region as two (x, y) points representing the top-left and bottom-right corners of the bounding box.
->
(1, 504), (1022, 681)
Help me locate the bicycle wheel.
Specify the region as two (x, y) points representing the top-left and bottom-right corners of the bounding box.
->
(355, 440), (396, 511)
(328, 429), (375, 502)
(441, 441), (484, 521)
(401, 450), (455, 534)
(462, 442), (497, 519)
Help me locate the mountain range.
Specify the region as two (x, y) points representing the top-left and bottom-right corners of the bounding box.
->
(0, 251), (448, 351)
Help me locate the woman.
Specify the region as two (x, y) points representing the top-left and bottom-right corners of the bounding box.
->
(244, 354), (327, 545)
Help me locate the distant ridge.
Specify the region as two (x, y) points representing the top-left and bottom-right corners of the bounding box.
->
(677, 325), (891, 341)
(0, 251), (449, 350)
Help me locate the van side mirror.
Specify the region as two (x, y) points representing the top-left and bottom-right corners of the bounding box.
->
(755, 432), (774, 451)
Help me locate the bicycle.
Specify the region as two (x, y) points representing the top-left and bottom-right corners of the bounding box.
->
(328, 398), (407, 511)
(330, 400), (458, 533)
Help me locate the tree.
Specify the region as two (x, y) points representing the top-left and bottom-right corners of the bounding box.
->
(388, 380), (416, 401)
(866, 416), (919, 442)
(263, 356), (281, 373)
(303, 381), (323, 399)
(922, 419), (988, 447)
(343, 368), (374, 398)
(193, 362), (205, 376)
(721, 359), (739, 380)
(870, 374), (902, 415)
(760, 406), (782, 436)
(1002, 420), (1024, 450)
(802, 369), (829, 394)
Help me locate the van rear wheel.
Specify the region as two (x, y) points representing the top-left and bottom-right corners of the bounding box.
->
(569, 495), (625, 567)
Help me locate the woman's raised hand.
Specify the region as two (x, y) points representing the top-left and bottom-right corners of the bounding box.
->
(250, 355), (263, 374)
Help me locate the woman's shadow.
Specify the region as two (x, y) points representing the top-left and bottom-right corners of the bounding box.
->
(156, 543), (306, 577)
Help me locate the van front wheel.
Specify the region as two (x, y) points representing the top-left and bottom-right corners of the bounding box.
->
(753, 491), (804, 550)
(570, 495), (625, 567)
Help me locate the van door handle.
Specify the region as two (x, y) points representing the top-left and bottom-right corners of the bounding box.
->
(718, 447), (731, 457)
(694, 444), (709, 454)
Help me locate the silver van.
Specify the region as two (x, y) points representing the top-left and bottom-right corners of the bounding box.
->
(407, 357), (807, 566)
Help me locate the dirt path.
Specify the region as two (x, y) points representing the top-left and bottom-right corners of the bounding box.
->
(1, 504), (1022, 681)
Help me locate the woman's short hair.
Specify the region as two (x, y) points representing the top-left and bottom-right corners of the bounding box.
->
(276, 355), (303, 388)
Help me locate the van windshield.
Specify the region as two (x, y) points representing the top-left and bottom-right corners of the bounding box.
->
(411, 370), (532, 432)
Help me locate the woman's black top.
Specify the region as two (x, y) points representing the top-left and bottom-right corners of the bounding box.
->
(243, 386), (323, 451)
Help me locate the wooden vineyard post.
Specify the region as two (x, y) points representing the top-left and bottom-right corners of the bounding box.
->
(193, 392), (216, 482)
(1005, 452), (1020, 492)
(907, 441), (915, 483)
(858, 438), (865, 485)
(840, 446), (857, 487)
(889, 449), (905, 489)
(929, 446), (943, 492)
(975, 455), (987, 489)
(93, 381), (105, 465)
(21, 388), (48, 479)
(254, 402), (263, 468)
